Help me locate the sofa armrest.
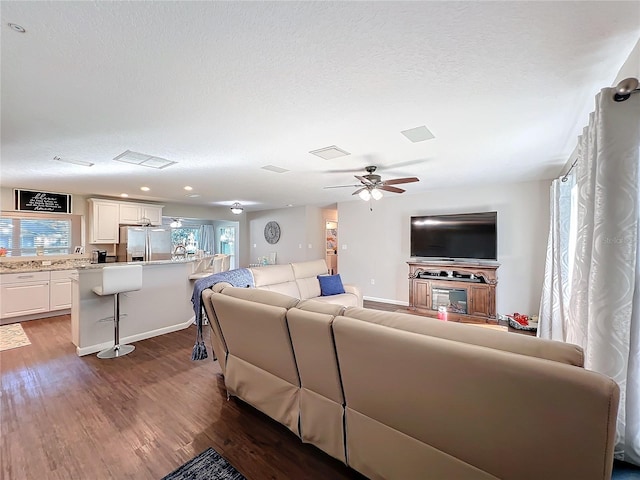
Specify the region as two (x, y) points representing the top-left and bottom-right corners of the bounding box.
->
(344, 284), (363, 307)
(210, 281), (232, 293)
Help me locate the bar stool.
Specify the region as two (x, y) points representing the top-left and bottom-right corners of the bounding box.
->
(92, 265), (143, 359)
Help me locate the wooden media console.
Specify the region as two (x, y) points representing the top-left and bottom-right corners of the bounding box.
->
(407, 260), (499, 324)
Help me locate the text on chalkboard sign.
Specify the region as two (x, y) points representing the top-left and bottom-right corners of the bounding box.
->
(14, 189), (72, 213)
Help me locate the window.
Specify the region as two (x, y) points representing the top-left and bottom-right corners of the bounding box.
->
(0, 212), (82, 256)
(171, 227), (200, 254)
(219, 226), (236, 269)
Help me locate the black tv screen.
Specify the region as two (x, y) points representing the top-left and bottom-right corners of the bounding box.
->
(410, 211), (497, 260)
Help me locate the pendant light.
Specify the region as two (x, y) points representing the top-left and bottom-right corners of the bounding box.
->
(230, 202), (244, 214)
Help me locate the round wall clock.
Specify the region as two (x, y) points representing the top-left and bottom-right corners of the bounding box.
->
(264, 221), (281, 244)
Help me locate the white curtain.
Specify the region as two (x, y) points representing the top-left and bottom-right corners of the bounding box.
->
(538, 176), (574, 341)
(542, 88), (640, 464)
(199, 225), (215, 254)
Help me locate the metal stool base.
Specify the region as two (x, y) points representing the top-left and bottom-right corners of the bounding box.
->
(97, 344), (135, 359)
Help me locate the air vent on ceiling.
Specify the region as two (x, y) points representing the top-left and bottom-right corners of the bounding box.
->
(113, 150), (177, 169)
(54, 155), (94, 167)
(400, 126), (435, 143)
(309, 145), (350, 160)
(262, 165), (289, 174)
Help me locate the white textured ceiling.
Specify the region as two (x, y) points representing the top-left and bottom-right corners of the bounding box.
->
(1, 1), (638, 211)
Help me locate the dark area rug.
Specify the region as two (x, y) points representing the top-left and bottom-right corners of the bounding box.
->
(162, 448), (246, 480)
(612, 459), (640, 479)
(162, 447), (639, 480)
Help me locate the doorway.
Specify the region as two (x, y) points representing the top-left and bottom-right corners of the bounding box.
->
(325, 221), (338, 274)
(217, 224), (238, 270)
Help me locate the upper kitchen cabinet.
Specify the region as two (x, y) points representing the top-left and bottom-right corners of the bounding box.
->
(119, 203), (163, 226)
(89, 199), (164, 243)
(88, 199), (119, 243)
(142, 205), (163, 225)
(119, 203), (142, 224)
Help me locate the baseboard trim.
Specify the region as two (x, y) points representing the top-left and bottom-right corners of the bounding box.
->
(1, 308), (71, 325)
(75, 315), (196, 356)
(363, 296), (408, 306)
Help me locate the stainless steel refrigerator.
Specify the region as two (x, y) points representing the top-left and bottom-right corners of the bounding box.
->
(116, 226), (172, 262)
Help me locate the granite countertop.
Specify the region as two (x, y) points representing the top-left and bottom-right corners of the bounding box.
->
(0, 257), (198, 274)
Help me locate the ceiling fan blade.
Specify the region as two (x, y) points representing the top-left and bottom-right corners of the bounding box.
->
(323, 184), (361, 189)
(378, 158), (431, 171)
(355, 175), (374, 185)
(324, 167), (366, 174)
(352, 187), (366, 196)
(382, 177), (420, 186)
(380, 185), (405, 194)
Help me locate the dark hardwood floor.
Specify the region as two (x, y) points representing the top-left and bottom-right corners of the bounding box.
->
(1, 315), (366, 480)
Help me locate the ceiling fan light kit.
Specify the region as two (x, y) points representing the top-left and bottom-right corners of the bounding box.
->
(325, 165), (419, 201)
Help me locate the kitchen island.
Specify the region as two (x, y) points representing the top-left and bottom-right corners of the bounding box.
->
(71, 260), (198, 356)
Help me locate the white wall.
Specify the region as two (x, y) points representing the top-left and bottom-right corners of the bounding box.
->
(614, 37), (640, 84)
(248, 206), (326, 265)
(337, 179), (550, 316)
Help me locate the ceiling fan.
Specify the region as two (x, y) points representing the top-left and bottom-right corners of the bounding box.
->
(324, 165), (419, 200)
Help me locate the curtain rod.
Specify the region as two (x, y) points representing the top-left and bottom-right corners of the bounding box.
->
(614, 77), (639, 102)
(560, 77), (639, 181)
(561, 157), (579, 182)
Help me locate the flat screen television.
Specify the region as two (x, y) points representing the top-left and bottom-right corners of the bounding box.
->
(410, 211), (497, 261)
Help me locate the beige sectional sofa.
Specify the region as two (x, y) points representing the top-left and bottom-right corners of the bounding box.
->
(201, 286), (619, 480)
(200, 259), (361, 374)
(208, 258), (362, 307)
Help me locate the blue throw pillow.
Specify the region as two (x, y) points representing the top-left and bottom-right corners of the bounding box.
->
(318, 274), (345, 296)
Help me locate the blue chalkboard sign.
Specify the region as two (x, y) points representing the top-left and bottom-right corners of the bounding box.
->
(14, 189), (72, 213)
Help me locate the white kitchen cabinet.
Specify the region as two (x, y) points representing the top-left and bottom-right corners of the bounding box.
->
(0, 272), (50, 319)
(88, 199), (120, 243)
(119, 204), (163, 225)
(119, 204), (142, 225)
(90, 199), (164, 242)
(142, 205), (163, 225)
(50, 270), (75, 310)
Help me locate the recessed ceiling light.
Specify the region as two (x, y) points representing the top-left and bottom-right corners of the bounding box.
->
(400, 125), (435, 143)
(261, 165), (289, 174)
(120, 193), (129, 198)
(183, 186), (193, 191)
(113, 150), (177, 169)
(53, 155), (94, 167)
(186, 194), (200, 198)
(309, 146), (351, 160)
(140, 186), (150, 192)
(286, 204), (294, 207)
(8, 23), (26, 33)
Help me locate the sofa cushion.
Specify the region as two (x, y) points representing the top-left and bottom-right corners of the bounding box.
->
(297, 299), (346, 316)
(250, 264), (300, 297)
(292, 259), (327, 299)
(292, 259), (328, 279)
(313, 293), (360, 307)
(333, 316), (618, 480)
(318, 274), (346, 296)
(343, 307), (584, 366)
(220, 286), (299, 309)
(251, 264), (295, 286)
